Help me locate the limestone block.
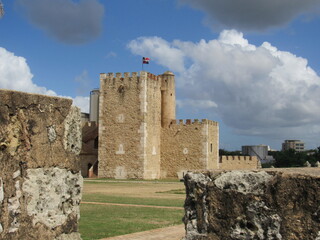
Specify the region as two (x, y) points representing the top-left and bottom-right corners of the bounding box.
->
(0, 89), (83, 240)
(22, 168), (83, 228)
(0, 89), (81, 170)
(183, 169), (320, 240)
(63, 106), (82, 155)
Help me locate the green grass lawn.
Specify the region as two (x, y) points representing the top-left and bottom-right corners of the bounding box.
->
(79, 204), (184, 240)
(79, 180), (185, 240)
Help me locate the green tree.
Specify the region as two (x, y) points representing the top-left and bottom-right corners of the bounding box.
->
(270, 147), (320, 168)
(219, 149), (242, 156)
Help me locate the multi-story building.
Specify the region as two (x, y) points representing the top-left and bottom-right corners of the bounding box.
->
(282, 140), (305, 152)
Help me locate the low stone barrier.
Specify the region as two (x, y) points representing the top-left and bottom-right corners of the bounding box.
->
(0, 89), (83, 240)
(183, 169), (320, 240)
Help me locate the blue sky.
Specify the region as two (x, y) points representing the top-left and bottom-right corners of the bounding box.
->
(1, 0), (320, 150)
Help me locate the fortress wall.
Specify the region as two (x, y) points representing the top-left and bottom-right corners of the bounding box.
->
(0, 89), (82, 240)
(219, 155), (260, 170)
(206, 120), (219, 169)
(143, 73), (161, 179)
(98, 72), (143, 178)
(159, 72), (176, 127)
(98, 72), (161, 179)
(183, 169), (320, 240)
(160, 119), (219, 178)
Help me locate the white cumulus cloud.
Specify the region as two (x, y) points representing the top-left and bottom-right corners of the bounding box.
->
(0, 47), (57, 96)
(0, 47), (89, 112)
(128, 37), (186, 73)
(73, 96), (90, 113)
(128, 30), (320, 144)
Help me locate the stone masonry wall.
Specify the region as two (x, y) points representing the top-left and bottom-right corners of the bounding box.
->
(98, 72), (143, 178)
(0, 89), (82, 240)
(98, 72), (161, 179)
(206, 120), (219, 170)
(143, 73), (161, 179)
(219, 156), (260, 170)
(161, 119), (219, 178)
(183, 169), (320, 240)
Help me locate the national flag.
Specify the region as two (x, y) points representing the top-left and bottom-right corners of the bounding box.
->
(142, 57), (150, 64)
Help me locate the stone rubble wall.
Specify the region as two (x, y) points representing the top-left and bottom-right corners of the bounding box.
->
(183, 169), (320, 240)
(0, 89), (83, 240)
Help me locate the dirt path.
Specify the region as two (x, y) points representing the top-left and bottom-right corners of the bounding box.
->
(81, 201), (184, 210)
(98, 224), (185, 240)
(83, 180), (185, 200)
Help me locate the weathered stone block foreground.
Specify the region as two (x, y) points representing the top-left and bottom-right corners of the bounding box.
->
(0, 89), (83, 240)
(183, 169), (320, 240)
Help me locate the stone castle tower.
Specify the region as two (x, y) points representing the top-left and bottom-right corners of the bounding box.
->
(98, 71), (219, 179)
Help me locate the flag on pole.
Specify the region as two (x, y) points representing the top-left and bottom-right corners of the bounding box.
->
(142, 57), (150, 64)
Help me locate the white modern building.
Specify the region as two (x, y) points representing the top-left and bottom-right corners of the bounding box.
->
(282, 140), (305, 152)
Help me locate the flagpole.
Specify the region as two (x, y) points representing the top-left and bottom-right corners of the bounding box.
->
(142, 57), (150, 71)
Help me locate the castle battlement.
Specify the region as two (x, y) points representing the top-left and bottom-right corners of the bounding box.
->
(100, 72), (139, 84)
(99, 71), (161, 88)
(170, 119), (218, 126)
(219, 155), (257, 162)
(218, 155), (260, 170)
(100, 71), (160, 80)
(147, 72), (158, 80)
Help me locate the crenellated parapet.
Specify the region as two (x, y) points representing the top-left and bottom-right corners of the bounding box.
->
(219, 155), (260, 170)
(100, 71), (160, 85)
(100, 72), (140, 89)
(147, 72), (159, 80)
(220, 155), (257, 162)
(99, 72), (162, 97)
(170, 119), (218, 126)
(100, 72), (139, 80)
